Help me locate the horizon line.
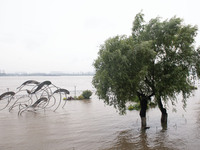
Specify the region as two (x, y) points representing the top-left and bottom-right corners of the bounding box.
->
(0, 72), (95, 76)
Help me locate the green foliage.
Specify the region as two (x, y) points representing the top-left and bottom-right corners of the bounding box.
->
(93, 12), (199, 114)
(93, 35), (155, 114)
(128, 101), (157, 111)
(149, 102), (157, 108)
(128, 105), (134, 110)
(135, 14), (198, 108)
(77, 95), (84, 100)
(128, 104), (140, 111)
(81, 90), (92, 99)
(131, 95), (140, 103)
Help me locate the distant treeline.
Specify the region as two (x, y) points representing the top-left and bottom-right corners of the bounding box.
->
(0, 72), (94, 76)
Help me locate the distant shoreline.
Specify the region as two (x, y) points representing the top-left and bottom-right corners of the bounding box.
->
(0, 73), (94, 77)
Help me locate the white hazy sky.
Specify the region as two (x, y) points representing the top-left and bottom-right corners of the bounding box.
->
(0, 0), (200, 73)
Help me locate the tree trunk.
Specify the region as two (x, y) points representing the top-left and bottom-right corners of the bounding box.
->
(141, 117), (147, 128)
(157, 96), (168, 129)
(139, 97), (148, 129)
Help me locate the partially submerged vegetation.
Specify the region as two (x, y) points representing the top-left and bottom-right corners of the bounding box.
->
(81, 90), (92, 99)
(63, 90), (93, 100)
(128, 101), (157, 111)
(128, 103), (140, 111)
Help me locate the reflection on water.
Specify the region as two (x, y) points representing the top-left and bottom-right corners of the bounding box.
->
(0, 76), (200, 150)
(106, 127), (181, 150)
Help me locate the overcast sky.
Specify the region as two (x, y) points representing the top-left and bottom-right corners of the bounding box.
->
(0, 0), (200, 73)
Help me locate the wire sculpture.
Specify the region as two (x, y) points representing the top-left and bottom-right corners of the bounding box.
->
(0, 91), (15, 111)
(0, 80), (70, 115)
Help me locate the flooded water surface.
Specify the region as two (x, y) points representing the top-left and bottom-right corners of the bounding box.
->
(0, 76), (200, 150)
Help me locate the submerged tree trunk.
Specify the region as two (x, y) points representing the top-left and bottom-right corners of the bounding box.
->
(139, 96), (148, 129)
(138, 91), (154, 129)
(157, 96), (168, 129)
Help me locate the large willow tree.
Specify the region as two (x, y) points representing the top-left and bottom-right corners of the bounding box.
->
(92, 12), (200, 129)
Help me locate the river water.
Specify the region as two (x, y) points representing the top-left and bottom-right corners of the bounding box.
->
(0, 76), (200, 150)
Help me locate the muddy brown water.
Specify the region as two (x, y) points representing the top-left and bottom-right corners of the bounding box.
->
(0, 76), (200, 150)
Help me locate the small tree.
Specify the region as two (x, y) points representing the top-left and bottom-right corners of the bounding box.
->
(93, 35), (155, 128)
(81, 90), (92, 99)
